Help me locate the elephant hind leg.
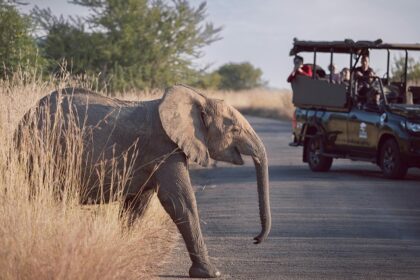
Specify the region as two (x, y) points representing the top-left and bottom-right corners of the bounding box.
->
(122, 188), (155, 226)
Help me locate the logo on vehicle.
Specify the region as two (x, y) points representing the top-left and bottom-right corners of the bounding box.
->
(380, 113), (387, 126)
(359, 122), (368, 139)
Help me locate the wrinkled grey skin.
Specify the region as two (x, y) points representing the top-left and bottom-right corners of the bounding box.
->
(22, 85), (271, 278)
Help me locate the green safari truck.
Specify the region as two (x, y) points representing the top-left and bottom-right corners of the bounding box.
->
(289, 39), (420, 179)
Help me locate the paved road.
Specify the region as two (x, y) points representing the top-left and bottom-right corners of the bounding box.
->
(159, 116), (420, 280)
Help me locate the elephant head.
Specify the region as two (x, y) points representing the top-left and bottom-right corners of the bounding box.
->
(159, 84), (271, 243)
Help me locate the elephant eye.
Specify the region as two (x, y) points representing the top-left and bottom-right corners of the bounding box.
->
(231, 126), (241, 133)
(223, 117), (234, 126)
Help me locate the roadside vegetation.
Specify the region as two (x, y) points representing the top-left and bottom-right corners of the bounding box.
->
(0, 71), (177, 280)
(120, 86), (294, 120)
(1, 0), (267, 93)
(206, 88), (293, 120)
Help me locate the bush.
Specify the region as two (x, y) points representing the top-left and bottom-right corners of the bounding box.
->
(0, 1), (41, 77)
(216, 62), (265, 90)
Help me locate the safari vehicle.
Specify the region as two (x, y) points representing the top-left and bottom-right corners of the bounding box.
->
(289, 39), (420, 179)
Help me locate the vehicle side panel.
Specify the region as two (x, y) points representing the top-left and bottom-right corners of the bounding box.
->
(347, 108), (380, 157)
(293, 108), (349, 149)
(291, 76), (348, 110)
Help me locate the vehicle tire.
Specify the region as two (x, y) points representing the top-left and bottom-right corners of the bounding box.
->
(379, 138), (408, 179)
(306, 136), (333, 172)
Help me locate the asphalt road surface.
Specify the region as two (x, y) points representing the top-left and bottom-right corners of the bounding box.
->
(159, 116), (420, 280)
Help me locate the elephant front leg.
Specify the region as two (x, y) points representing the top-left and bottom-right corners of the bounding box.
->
(156, 156), (221, 278)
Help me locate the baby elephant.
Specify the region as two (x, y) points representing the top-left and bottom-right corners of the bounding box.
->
(21, 85), (271, 278)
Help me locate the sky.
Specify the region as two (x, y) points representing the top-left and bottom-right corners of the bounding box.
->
(20, 0), (420, 90)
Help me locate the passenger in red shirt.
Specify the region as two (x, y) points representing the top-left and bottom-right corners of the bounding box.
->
(287, 55), (313, 83)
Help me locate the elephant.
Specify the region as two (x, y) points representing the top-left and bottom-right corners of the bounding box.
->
(19, 84), (271, 278)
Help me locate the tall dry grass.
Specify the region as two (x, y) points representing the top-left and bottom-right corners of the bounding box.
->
(206, 88), (294, 120)
(0, 72), (176, 280)
(121, 87), (294, 120)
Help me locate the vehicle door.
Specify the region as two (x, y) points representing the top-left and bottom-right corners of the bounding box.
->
(347, 105), (381, 157)
(323, 110), (350, 150)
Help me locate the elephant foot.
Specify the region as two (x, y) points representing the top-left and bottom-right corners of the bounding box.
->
(189, 262), (221, 278)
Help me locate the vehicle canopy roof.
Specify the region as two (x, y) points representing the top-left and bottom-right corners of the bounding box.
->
(290, 38), (420, 55)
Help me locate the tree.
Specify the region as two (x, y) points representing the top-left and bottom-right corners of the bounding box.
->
(33, 14), (107, 83)
(190, 71), (221, 89)
(0, 1), (40, 77)
(391, 56), (420, 85)
(34, 0), (221, 91)
(216, 62), (265, 91)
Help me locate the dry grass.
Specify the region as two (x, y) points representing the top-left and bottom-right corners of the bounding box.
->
(121, 87), (294, 120)
(206, 88), (294, 120)
(0, 72), (176, 280)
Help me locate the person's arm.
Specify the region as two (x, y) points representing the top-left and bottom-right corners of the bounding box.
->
(287, 64), (302, 82)
(355, 70), (363, 78)
(288, 65), (313, 82)
(287, 70), (296, 83)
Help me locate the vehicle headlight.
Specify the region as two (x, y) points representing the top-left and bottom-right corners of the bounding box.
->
(406, 121), (420, 132)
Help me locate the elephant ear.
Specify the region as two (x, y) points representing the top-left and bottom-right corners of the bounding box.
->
(158, 85), (211, 167)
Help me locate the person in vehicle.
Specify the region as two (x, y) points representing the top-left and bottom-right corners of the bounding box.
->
(327, 63), (341, 84)
(354, 54), (375, 83)
(354, 54), (376, 104)
(340, 67), (351, 85)
(287, 55), (313, 83)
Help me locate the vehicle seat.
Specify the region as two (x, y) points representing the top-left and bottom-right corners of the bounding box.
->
(381, 77), (389, 86)
(385, 84), (404, 103)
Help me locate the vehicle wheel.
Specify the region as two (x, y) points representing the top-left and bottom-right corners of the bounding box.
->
(379, 139), (407, 179)
(306, 136), (333, 172)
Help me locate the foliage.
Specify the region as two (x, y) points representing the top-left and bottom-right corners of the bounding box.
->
(216, 62), (265, 91)
(0, 1), (267, 92)
(190, 71), (221, 89)
(391, 55), (420, 85)
(0, 0), (42, 77)
(33, 0), (222, 91)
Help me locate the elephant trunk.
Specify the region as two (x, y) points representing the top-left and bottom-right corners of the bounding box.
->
(252, 139), (271, 244)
